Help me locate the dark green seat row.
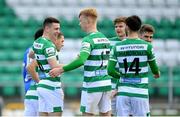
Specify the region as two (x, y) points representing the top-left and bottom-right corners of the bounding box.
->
(0, 39), (32, 50)
(149, 87), (180, 97)
(1, 16), (180, 39)
(1, 16), (180, 29)
(1, 26), (180, 39)
(0, 50), (24, 61)
(0, 28), (36, 38)
(1, 86), (20, 96)
(0, 65), (22, 74)
(144, 18), (180, 29)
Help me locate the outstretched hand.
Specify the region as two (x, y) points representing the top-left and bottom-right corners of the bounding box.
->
(154, 72), (160, 79)
(154, 74), (160, 79)
(49, 67), (64, 78)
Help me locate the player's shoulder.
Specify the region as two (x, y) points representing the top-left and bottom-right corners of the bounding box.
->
(138, 38), (148, 43)
(82, 35), (91, 44)
(90, 31), (107, 38)
(82, 32), (92, 41)
(133, 38), (153, 50)
(83, 31), (107, 42)
(109, 36), (119, 40)
(33, 37), (55, 50)
(116, 38), (128, 44)
(34, 37), (47, 45)
(121, 38), (149, 44)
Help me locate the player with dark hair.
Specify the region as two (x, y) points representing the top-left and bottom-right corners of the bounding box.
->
(32, 17), (64, 116)
(108, 15), (160, 116)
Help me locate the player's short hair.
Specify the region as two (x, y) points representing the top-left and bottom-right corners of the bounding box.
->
(43, 17), (60, 28)
(113, 16), (127, 25)
(79, 8), (98, 19)
(139, 24), (155, 34)
(34, 28), (43, 40)
(125, 15), (142, 31)
(57, 32), (64, 39)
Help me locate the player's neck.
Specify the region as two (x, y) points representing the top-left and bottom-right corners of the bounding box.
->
(119, 34), (126, 39)
(86, 24), (97, 33)
(128, 32), (139, 39)
(87, 28), (98, 33)
(42, 34), (51, 40)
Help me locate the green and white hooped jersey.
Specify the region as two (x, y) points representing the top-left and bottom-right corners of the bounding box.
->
(25, 82), (38, 100)
(110, 38), (156, 98)
(81, 32), (111, 93)
(109, 36), (122, 49)
(25, 68), (49, 100)
(33, 37), (61, 91)
(109, 36), (122, 89)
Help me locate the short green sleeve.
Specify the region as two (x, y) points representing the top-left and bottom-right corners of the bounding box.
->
(44, 43), (56, 59)
(147, 44), (155, 61)
(80, 38), (92, 54)
(109, 45), (117, 62)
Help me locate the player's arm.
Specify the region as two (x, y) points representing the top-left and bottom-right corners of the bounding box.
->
(44, 46), (63, 69)
(49, 52), (89, 77)
(48, 51), (89, 71)
(49, 39), (91, 77)
(47, 57), (64, 68)
(147, 44), (160, 78)
(63, 51), (89, 71)
(27, 59), (40, 83)
(63, 40), (91, 72)
(107, 46), (121, 78)
(29, 47), (64, 68)
(29, 49), (35, 59)
(148, 60), (160, 78)
(108, 60), (120, 78)
(47, 45), (89, 70)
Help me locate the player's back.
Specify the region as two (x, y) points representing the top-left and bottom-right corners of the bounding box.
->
(83, 32), (110, 76)
(115, 38), (154, 98)
(115, 38), (152, 78)
(82, 32), (112, 93)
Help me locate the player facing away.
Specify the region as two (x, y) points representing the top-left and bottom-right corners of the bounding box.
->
(49, 8), (112, 116)
(139, 24), (155, 43)
(24, 28), (43, 116)
(32, 17), (64, 116)
(109, 16), (127, 116)
(108, 15), (160, 116)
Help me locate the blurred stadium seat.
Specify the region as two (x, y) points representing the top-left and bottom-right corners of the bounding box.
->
(152, 40), (166, 51)
(165, 39), (180, 51)
(166, 0), (180, 7)
(151, 0), (166, 7)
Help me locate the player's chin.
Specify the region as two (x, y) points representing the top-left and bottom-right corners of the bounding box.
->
(117, 33), (122, 37)
(54, 33), (59, 37)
